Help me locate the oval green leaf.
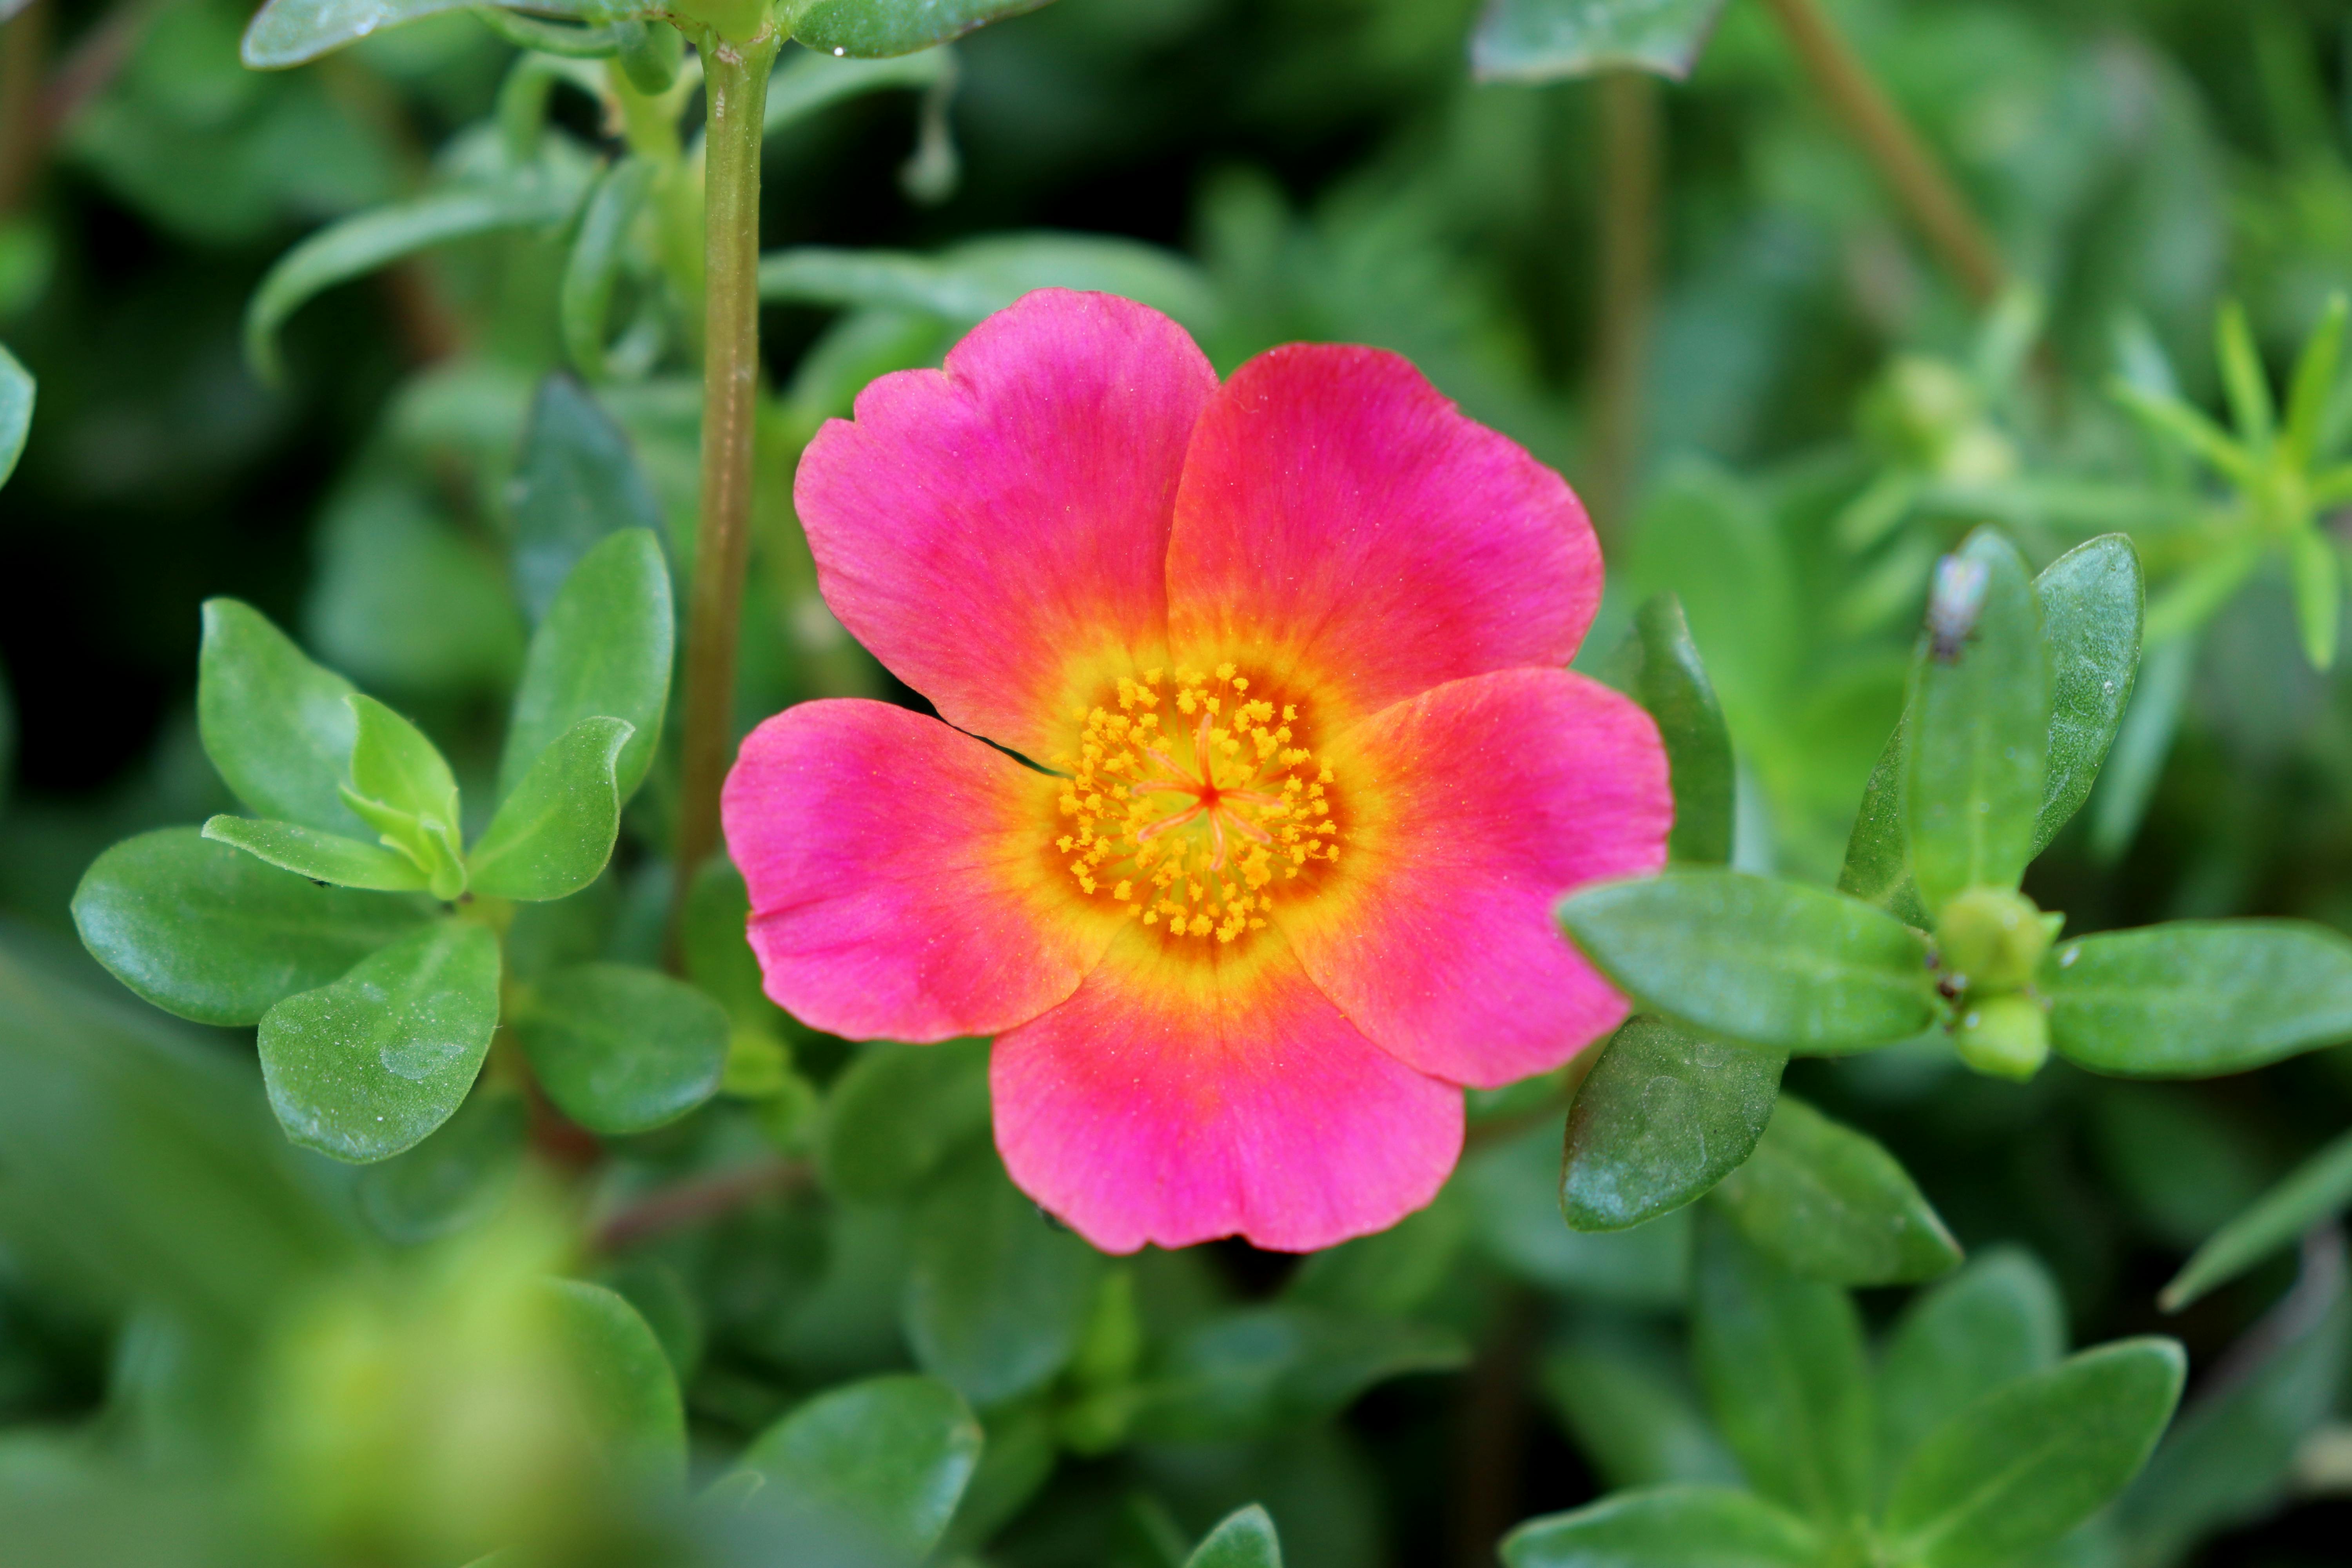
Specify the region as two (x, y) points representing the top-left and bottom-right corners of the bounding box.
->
(1501, 1485), (1819, 1568)
(245, 175), (587, 383)
(510, 380), (668, 624)
(2032, 534), (2143, 852)
(904, 1142), (1104, 1407)
(201, 816), (428, 892)
(759, 232), (1218, 330)
(1713, 1095), (1962, 1287)
(512, 962), (728, 1136)
(468, 718), (632, 902)
(819, 1040), (993, 1201)
(1562, 1016), (1784, 1232)
(1908, 528), (2048, 914)
(72, 828), (431, 1026)
(2043, 920), (2352, 1077)
(1610, 593), (1734, 866)
(501, 529), (671, 803)
(1878, 1248), (2067, 1477)
(734, 1374), (984, 1565)
(783, 0), (1051, 58)
(1185, 1504), (1285, 1568)
(1690, 1209), (1873, 1524)
(1471, 0), (1733, 83)
(1884, 1338), (2186, 1567)
(242, 0), (645, 68)
(544, 1277), (687, 1487)
(1559, 870), (1938, 1054)
(257, 919), (500, 1162)
(0, 341), (32, 488)
(198, 599), (366, 835)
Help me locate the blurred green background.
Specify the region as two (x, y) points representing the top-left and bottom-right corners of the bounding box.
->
(3, 0), (2352, 1564)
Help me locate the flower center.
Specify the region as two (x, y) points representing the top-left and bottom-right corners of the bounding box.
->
(1050, 662), (1343, 943)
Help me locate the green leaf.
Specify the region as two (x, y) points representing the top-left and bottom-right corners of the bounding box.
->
(1838, 714), (1930, 927)
(1713, 1096), (1962, 1286)
(2108, 381), (2254, 485)
(200, 816), (429, 892)
(2088, 632), (2196, 861)
(2163, 1127), (2352, 1309)
(355, 1088), (528, 1244)
(759, 232), (1218, 330)
(682, 858), (773, 1028)
(905, 1142), (1103, 1406)
(346, 693), (460, 833)
(1540, 1318), (1740, 1491)
(245, 174), (586, 383)
(1562, 1016), (1785, 1231)
(819, 1040), (992, 1201)
(1185, 1504), (1283, 1568)
(559, 162), (656, 384)
(1877, 1248), (2067, 1477)
(1883, 1338), (2186, 1567)
(1690, 1209), (1873, 1524)
(306, 479), (527, 696)
(2214, 300), (2274, 449)
(2289, 526), (2340, 670)
(2043, 920), (2352, 1076)
(1559, 870), (1938, 1054)
(782, 0), (1051, 58)
(2032, 534), (2143, 852)
(1501, 1485), (1819, 1568)
(197, 599), (366, 835)
(1129, 1305), (1467, 1443)
(1465, 1127), (1691, 1307)
(1470, 0), (1733, 82)
(1908, 529), (2048, 913)
(72, 828), (431, 1026)
(544, 1277), (687, 1487)
(501, 529), (671, 804)
(2125, 1252), (2349, 1563)
(510, 380), (668, 624)
(468, 718), (632, 902)
(766, 45), (953, 134)
(241, 0), (647, 67)
(0, 341), (31, 487)
(734, 1375), (984, 1566)
(1610, 594), (1734, 865)
(2283, 292), (2347, 468)
(257, 919), (500, 1162)
(512, 963), (728, 1136)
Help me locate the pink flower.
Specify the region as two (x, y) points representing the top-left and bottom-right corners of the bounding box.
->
(722, 291), (1670, 1254)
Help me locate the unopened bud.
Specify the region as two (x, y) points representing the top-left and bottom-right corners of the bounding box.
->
(1955, 992), (2050, 1081)
(1938, 886), (2056, 991)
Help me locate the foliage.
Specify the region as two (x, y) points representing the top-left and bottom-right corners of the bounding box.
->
(3, 0), (2352, 1564)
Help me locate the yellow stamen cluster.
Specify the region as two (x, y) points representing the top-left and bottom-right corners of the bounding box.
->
(1050, 663), (1342, 943)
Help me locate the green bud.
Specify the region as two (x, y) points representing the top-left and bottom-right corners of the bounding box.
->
(668, 0), (772, 44)
(617, 19), (685, 96)
(1937, 886), (2057, 991)
(1955, 992), (2051, 1081)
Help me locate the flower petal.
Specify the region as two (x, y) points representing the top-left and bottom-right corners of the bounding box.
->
(1166, 344), (1602, 715)
(1283, 668), (1671, 1088)
(795, 290), (1219, 758)
(722, 700), (1120, 1042)
(991, 926), (1464, 1254)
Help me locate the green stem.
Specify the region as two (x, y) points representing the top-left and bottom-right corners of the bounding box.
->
(674, 24), (781, 922)
(1588, 69), (1660, 546)
(1759, 0), (2004, 307)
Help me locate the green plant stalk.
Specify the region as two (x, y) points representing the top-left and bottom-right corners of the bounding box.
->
(675, 24), (782, 923)
(1588, 69), (1660, 545)
(1759, 0), (2004, 307)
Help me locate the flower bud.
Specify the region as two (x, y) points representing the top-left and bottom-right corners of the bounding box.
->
(1955, 992), (2050, 1081)
(1937, 886), (2056, 991)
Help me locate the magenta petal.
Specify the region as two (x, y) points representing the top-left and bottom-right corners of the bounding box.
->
(1165, 344), (1603, 715)
(1285, 669), (1671, 1088)
(991, 928), (1465, 1254)
(795, 290), (1218, 758)
(722, 700), (1121, 1043)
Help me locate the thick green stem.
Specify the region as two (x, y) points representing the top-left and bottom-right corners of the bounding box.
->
(674, 25), (780, 918)
(1588, 69), (1660, 546)
(1760, 0), (2004, 307)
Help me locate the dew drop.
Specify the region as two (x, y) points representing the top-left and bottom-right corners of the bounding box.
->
(2059, 945), (2081, 968)
(2102, 679), (2117, 693)
(833, 46), (846, 56)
